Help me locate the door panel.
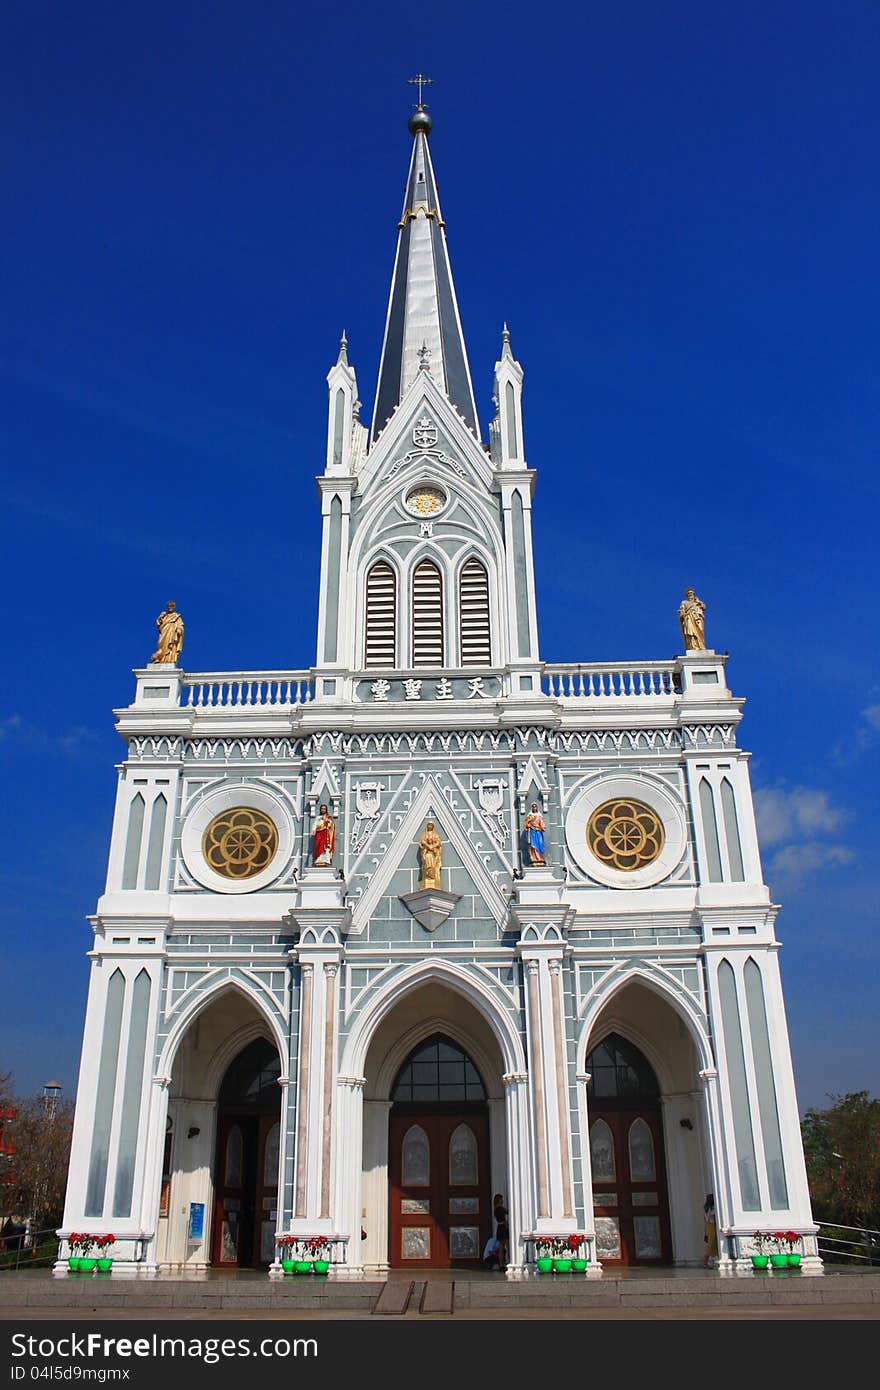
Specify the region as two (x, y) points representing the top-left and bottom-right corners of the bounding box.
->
(590, 1108), (671, 1265)
(213, 1113), (279, 1268)
(389, 1112), (489, 1268)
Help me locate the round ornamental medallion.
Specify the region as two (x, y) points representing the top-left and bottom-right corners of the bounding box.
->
(587, 799), (665, 873)
(202, 807), (279, 880)
(405, 485), (446, 517)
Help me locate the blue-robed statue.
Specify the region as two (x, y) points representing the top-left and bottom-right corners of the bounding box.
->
(524, 803), (546, 865)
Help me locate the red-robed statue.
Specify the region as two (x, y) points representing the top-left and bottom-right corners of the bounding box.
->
(313, 804), (336, 867)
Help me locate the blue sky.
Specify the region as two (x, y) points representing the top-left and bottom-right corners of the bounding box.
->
(1, 1), (878, 1112)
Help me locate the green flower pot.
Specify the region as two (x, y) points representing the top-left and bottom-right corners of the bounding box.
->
(750, 1255), (769, 1270)
(312, 1259), (329, 1275)
(770, 1254), (788, 1269)
(67, 1257), (80, 1272)
(536, 1257), (553, 1273)
(553, 1258), (572, 1273)
(787, 1253), (802, 1267)
(295, 1261), (312, 1275)
(571, 1258), (587, 1272)
(79, 1259), (97, 1273)
(97, 1258), (113, 1272)
(281, 1258), (296, 1274)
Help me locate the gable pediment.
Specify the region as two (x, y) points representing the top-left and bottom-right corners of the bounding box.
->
(362, 374), (494, 496)
(349, 774), (509, 935)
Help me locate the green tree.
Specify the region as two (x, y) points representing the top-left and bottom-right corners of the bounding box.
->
(801, 1091), (880, 1228)
(0, 1082), (74, 1230)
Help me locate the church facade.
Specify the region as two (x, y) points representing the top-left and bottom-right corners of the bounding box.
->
(59, 105), (818, 1275)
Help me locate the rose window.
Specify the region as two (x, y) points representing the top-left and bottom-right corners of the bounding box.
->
(405, 485), (446, 517)
(587, 799), (664, 872)
(202, 807), (279, 880)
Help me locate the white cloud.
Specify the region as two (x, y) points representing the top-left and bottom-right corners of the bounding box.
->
(0, 713), (97, 754)
(861, 704), (880, 733)
(754, 785), (846, 847)
(766, 843), (856, 891)
(754, 783), (855, 894)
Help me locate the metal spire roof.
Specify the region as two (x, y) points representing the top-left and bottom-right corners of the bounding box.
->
(372, 108), (480, 442)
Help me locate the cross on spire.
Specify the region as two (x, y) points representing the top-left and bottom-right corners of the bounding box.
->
(408, 72), (433, 108)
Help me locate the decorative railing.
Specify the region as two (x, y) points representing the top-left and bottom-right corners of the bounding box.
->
(181, 671), (315, 708)
(172, 661), (684, 711)
(541, 662), (681, 699)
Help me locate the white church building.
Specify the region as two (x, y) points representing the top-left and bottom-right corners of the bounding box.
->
(59, 102), (818, 1275)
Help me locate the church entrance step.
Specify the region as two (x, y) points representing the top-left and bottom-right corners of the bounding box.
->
(420, 1280), (455, 1314)
(371, 1279), (416, 1315)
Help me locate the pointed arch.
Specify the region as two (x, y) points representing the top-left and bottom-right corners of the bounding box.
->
(157, 976), (287, 1087)
(576, 963), (714, 1080)
(341, 958), (527, 1081)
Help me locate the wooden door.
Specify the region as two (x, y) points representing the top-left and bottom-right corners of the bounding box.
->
(213, 1114), (279, 1267)
(590, 1108), (672, 1265)
(389, 1112), (490, 1268)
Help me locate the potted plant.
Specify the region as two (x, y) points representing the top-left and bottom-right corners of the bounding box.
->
(309, 1236), (330, 1275)
(534, 1237), (554, 1274)
(750, 1231), (770, 1270)
(768, 1232), (790, 1269)
(783, 1230), (802, 1268)
(76, 1234), (97, 1273)
(95, 1234), (115, 1272)
(66, 1232), (82, 1272)
(277, 1234), (296, 1274)
(294, 1239), (312, 1275)
(552, 1237), (573, 1274)
(566, 1233), (588, 1273)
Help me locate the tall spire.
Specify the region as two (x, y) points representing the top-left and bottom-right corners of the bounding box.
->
(372, 105), (480, 442)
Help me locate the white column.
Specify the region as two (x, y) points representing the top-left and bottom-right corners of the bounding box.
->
(362, 1100), (391, 1272)
(334, 1075), (365, 1276)
(138, 1075), (171, 1271)
(502, 1072), (531, 1278)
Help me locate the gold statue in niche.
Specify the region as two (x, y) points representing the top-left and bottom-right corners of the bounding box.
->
(151, 600), (185, 665)
(678, 588), (707, 651)
(418, 821), (443, 890)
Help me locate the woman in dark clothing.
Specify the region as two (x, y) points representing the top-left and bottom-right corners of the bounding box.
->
(493, 1193), (509, 1271)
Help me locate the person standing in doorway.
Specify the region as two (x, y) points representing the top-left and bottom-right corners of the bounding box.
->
(493, 1193), (509, 1272)
(703, 1193), (718, 1267)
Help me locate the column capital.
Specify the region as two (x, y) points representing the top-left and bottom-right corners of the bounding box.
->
(152, 1075), (172, 1090)
(699, 1068), (719, 1082)
(576, 1072), (591, 1085)
(337, 1074), (366, 1091)
(503, 1071), (528, 1087)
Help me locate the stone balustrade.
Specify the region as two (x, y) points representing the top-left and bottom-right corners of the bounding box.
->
(171, 660), (688, 712)
(181, 672), (316, 708)
(541, 662), (681, 700)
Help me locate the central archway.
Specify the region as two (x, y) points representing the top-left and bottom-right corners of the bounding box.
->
(388, 1034), (490, 1268)
(351, 969), (523, 1274)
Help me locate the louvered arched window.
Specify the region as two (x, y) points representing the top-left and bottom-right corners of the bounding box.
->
(365, 560), (397, 667)
(458, 558), (490, 666)
(411, 559), (444, 667)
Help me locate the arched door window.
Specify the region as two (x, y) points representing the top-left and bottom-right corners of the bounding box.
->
(449, 1124), (478, 1185)
(628, 1118), (656, 1181)
(590, 1118), (616, 1182)
(402, 1125), (430, 1186)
